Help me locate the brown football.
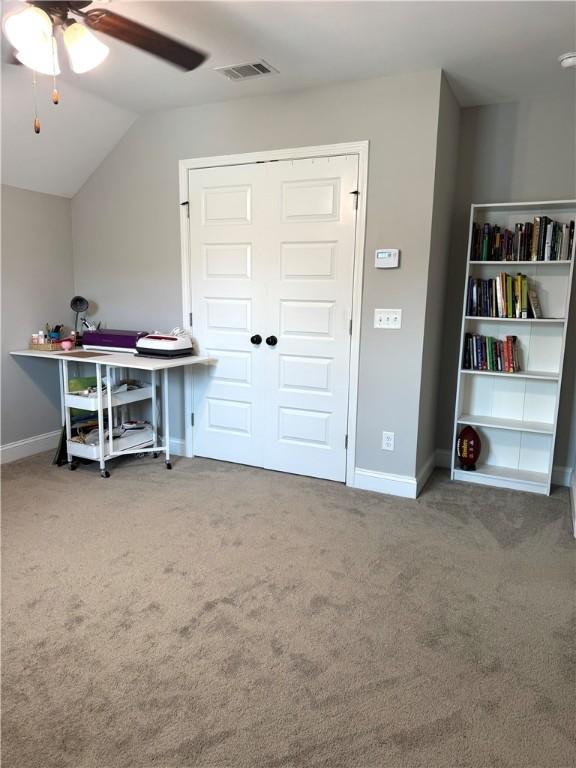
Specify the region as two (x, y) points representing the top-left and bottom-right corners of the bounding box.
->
(456, 426), (481, 471)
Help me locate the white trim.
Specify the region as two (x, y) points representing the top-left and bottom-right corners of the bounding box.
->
(169, 437), (186, 457)
(353, 468), (418, 499)
(179, 141), (369, 478)
(416, 452), (436, 495)
(0, 430), (61, 464)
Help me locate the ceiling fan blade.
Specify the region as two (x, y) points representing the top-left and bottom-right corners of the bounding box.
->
(83, 9), (207, 71)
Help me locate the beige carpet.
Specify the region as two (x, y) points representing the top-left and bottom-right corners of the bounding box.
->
(2, 452), (575, 768)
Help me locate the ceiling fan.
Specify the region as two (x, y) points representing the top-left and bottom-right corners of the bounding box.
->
(4, 0), (206, 74)
(3, 1), (207, 131)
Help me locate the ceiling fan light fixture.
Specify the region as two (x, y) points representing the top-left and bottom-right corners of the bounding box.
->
(63, 21), (109, 73)
(16, 38), (60, 76)
(559, 52), (576, 69)
(3, 6), (52, 51)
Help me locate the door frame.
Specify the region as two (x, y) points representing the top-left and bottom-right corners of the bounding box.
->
(178, 141), (369, 485)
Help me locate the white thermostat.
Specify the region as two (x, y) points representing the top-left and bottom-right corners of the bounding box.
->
(375, 249), (400, 269)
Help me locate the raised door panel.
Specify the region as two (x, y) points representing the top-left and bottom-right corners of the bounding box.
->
(280, 242), (336, 280)
(202, 185), (251, 225)
(204, 244), (252, 279)
(282, 179), (340, 222)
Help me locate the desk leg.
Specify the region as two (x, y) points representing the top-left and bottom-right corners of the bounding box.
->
(59, 359), (66, 424)
(184, 366), (194, 458)
(63, 360), (72, 465)
(106, 365), (114, 459)
(163, 367), (171, 469)
(151, 370), (158, 455)
(96, 364), (109, 478)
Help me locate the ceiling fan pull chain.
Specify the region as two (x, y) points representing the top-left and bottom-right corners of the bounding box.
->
(32, 70), (40, 134)
(51, 36), (60, 105)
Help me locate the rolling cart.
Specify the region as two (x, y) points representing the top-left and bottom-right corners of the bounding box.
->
(10, 349), (215, 477)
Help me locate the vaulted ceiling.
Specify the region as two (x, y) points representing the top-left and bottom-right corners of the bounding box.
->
(2, 1), (574, 197)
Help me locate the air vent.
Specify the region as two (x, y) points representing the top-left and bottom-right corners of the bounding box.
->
(215, 60), (278, 82)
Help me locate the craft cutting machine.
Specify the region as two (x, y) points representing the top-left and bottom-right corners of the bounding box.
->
(136, 333), (194, 358)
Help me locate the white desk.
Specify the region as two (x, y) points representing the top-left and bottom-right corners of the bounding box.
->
(10, 349), (216, 476)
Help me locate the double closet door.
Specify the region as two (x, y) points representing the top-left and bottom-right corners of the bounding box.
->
(187, 154), (359, 482)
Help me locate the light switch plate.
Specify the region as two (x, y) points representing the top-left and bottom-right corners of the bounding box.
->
(374, 309), (402, 329)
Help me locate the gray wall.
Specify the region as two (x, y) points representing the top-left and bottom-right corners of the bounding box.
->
(416, 76), (460, 475)
(437, 97), (576, 470)
(71, 70), (448, 478)
(1, 185), (73, 445)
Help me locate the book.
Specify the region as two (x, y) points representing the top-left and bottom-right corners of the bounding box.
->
(506, 274), (513, 318)
(466, 272), (528, 319)
(528, 289), (543, 319)
(462, 333), (521, 373)
(470, 216), (573, 262)
(531, 218), (540, 261)
(538, 216), (549, 260)
(544, 220), (554, 260)
(521, 276), (528, 319)
(481, 223), (490, 261)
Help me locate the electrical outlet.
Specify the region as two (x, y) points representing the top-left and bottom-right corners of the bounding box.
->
(374, 309), (402, 329)
(382, 431), (395, 451)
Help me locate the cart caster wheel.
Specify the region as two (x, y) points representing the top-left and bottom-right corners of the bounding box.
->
(165, 462), (172, 470)
(100, 470), (110, 479)
(69, 462), (78, 471)
(153, 452), (159, 459)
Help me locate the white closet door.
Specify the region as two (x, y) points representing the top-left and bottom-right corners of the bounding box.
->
(261, 155), (358, 480)
(188, 154), (358, 481)
(188, 162), (268, 467)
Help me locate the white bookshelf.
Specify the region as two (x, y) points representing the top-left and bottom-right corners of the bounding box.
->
(451, 200), (575, 495)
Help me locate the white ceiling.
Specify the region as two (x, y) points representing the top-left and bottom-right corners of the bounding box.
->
(38, 0), (576, 111)
(2, 1), (575, 196)
(1, 66), (137, 197)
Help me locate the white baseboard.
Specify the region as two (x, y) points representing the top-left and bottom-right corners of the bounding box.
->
(351, 452), (437, 500)
(435, 448), (573, 487)
(169, 438), (186, 456)
(416, 452), (436, 495)
(0, 430), (61, 464)
(352, 468), (418, 499)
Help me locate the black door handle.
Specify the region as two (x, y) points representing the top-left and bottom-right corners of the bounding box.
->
(250, 334), (262, 345)
(266, 335), (278, 347)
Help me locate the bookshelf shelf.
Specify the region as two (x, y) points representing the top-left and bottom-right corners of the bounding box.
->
(452, 199), (575, 496)
(460, 369), (559, 381)
(465, 316), (565, 323)
(452, 465), (549, 494)
(457, 413), (554, 435)
(469, 260), (571, 266)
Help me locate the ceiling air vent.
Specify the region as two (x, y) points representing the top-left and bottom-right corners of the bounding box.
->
(215, 60), (278, 82)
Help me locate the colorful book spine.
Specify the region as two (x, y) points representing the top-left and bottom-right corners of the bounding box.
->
(531, 217), (540, 261)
